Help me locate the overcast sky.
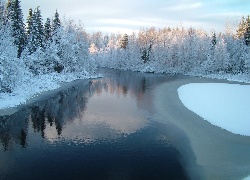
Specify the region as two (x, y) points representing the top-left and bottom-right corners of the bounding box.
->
(20, 0), (250, 34)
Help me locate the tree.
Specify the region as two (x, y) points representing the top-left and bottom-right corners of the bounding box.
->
(25, 7), (44, 54)
(52, 10), (60, 34)
(44, 18), (52, 41)
(33, 6), (44, 49)
(211, 31), (217, 47)
(26, 8), (33, 35)
(0, 22), (29, 92)
(244, 16), (250, 46)
(120, 33), (128, 49)
(0, 0), (4, 21)
(6, 0), (27, 58)
(26, 8), (36, 53)
(236, 15), (250, 46)
(236, 16), (247, 39)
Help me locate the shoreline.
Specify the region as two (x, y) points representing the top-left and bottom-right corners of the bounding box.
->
(153, 76), (250, 179)
(0, 78), (92, 116)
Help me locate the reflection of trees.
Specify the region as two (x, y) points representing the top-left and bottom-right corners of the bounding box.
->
(0, 81), (90, 150)
(0, 110), (29, 151)
(29, 81), (90, 137)
(92, 69), (168, 101)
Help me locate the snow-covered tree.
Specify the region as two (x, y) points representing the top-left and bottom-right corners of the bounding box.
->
(6, 0), (26, 57)
(25, 8), (36, 54)
(89, 43), (98, 54)
(0, 22), (30, 92)
(0, 0), (5, 22)
(120, 33), (128, 49)
(44, 18), (52, 41)
(211, 31), (217, 47)
(33, 6), (44, 49)
(25, 7), (44, 54)
(52, 10), (60, 34)
(244, 16), (250, 46)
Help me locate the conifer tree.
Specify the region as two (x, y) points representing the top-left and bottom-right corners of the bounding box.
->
(44, 18), (52, 41)
(33, 6), (44, 48)
(244, 16), (250, 46)
(120, 33), (128, 49)
(26, 7), (45, 54)
(26, 8), (33, 36)
(236, 16), (246, 39)
(6, 0), (26, 57)
(0, 0), (4, 21)
(211, 31), (217, 47)
(52, 10), (61, 34)
(26, 8), (36, 54)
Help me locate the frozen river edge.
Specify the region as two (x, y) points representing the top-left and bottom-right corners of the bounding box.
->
(0, 78), (92, 116)
(154, 76), (250, 180)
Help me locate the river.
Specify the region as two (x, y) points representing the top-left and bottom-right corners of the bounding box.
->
(0, 68), (250, 180)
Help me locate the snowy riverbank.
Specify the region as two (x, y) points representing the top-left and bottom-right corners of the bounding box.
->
(0, 72), (99, 115)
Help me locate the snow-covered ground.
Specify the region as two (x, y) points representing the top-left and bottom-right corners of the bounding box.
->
(0, 72), (98, 110)
(178, 83), (250, 136)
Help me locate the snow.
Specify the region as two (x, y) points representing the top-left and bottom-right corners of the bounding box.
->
(243, 176), (250, 180)
(0, 72), (98, 110)
(178, 83), (250, 136)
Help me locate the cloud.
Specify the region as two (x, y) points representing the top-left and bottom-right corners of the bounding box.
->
(98, 19), (157, 27)
(161, 2), (203, 11)
(87, 26), (138, 34)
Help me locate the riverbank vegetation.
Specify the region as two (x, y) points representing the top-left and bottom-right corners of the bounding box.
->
(89, 18), (250, 82)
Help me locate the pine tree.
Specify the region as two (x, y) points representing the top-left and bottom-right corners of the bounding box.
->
(33, 6), (44, 49)
(52, 10), (60, 34)
(120, 33), (128, 49)
(26, 8), (36, 54)
(236, 16), (246, 39)
(6, 0), (26, 58)
(211, 31), (217, 47)
(0, 0), (4, 22)
(244, 16), (250, 46)
(26, 8), (33, 36)
(26, 7), (45, 54)
(44, 18), (52, 41)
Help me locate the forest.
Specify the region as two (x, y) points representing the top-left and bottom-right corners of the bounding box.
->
(0, 0), (250, 96)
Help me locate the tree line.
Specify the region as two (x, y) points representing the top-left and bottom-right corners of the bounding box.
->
(89, 18), (250, 76)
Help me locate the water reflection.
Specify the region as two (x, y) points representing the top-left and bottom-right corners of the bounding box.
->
(0, 110), (29, 151)
(0, 69), (190, 179)
(0, 69), (170, 150)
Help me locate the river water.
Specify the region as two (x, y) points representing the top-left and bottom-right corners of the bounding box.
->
(0, 69), (191, 179)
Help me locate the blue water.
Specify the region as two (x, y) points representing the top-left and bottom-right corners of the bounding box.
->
(0, 69), (189, 179)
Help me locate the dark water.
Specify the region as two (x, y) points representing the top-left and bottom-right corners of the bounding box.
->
(0, 69), (189, 179)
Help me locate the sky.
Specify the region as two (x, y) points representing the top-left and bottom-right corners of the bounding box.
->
(19, 0), (250, 34)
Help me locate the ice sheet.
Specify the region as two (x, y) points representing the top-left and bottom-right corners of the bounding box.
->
(178, 83), (250, 136)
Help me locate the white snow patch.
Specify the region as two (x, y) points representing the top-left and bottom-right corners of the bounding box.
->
(178, 83), (250, 136)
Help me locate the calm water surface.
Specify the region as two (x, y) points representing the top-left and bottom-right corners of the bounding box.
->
(0, 69), (190, 179)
